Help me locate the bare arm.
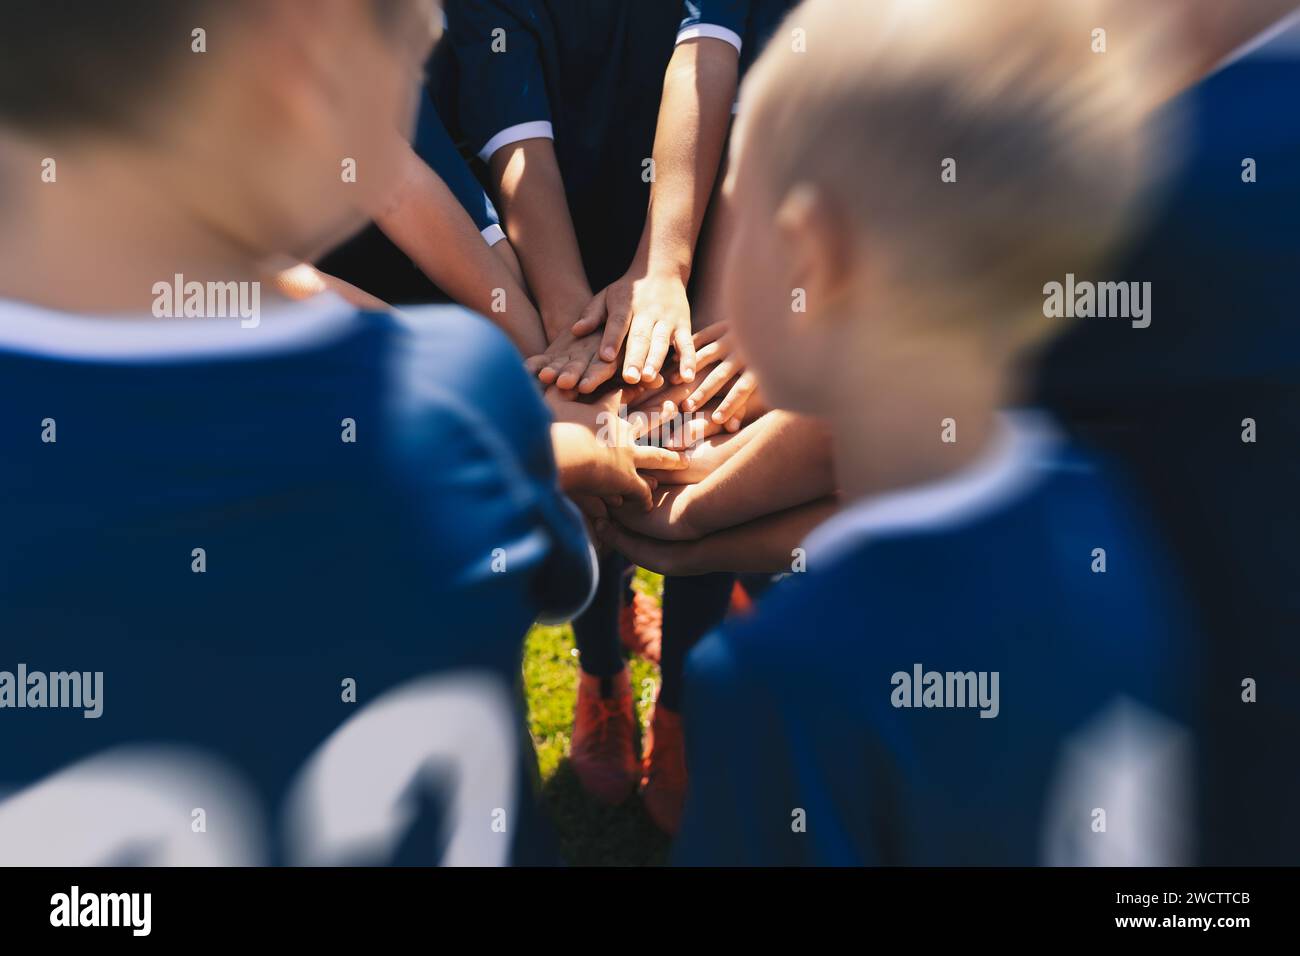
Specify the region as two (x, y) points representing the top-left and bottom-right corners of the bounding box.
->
(597, 497), (839, 576)
(487, 138), (592, 342)
(611, 411), (836, 541)
(375, 143), (547, 356)
(573, 38), (741, 386)
(641, 427), (756, 485)
(636, 39), (740, 289)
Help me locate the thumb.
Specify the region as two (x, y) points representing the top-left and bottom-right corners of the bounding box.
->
(571, 289), (607, 336)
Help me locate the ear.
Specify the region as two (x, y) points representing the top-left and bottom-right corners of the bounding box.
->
(775, 182), (855, 322)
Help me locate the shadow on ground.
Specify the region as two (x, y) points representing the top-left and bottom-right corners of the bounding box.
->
(541, 757), (672, 867)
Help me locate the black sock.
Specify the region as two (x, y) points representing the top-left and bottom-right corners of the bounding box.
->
(659, 572), (735, 712)
(573, 553), (626, 680)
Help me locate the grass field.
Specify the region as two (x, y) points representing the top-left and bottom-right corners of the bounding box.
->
(522, 569), (672, 866)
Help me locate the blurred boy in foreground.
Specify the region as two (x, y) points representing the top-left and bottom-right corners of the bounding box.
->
(672, 0), (1197, 865)
(0, 0), (674, 865)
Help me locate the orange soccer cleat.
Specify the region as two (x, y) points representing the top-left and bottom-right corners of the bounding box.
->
(640, 703), (688, 835)
(619, 589), (663, 663)
(570, 667), (639, 804)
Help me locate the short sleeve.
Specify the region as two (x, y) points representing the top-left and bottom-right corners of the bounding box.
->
(385, 306), (597, 624)
(447, 0), (555, 162)
(411, 91), (504, 244)
(677, 0), (751, 53)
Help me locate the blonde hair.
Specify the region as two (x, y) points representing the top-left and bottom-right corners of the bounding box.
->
(738, 0), (1180, 343)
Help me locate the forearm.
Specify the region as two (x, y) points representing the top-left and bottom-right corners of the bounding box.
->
(680, 412), (836, 535)
(489, 237), (528, 294)
(376, 146), (547, 355)
(634, 40), (739, 282)
(604, 497), (839, 576)
(685, 498), (840, 574)
(550, 422), (598, 495)
(488, 139), (591, 340)
(646, 424), (758, 485)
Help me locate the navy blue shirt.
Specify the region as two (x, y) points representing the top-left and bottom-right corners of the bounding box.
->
(679, 0), (796, 76)
(676, 416), (1195, 865)
(445, 0), (682, 290)
(414, 88), (503, 241)
(1033, 21), (1300, 864)
(0, 297), (593, 865)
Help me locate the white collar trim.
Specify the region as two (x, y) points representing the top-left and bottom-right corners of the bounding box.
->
(801, 411), (1062, 565)
(1209, 9), (1300, 77)
(0, 292), (361, 363)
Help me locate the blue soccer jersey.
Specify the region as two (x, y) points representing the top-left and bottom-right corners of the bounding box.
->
(0, 295), (594, 865)
(678, 0), (796, 78)
(1033, 15), (1300, 864)
(413, 88), (504, 245)
(675, 413), (1196, 866)
(416, 13), (505, 247)
(443, 0), (681, 290)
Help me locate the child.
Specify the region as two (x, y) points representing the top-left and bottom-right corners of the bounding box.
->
(674, 0), (1197, 864)
(443, 0), (688, 810)
(588, 0), (801, 833)
(448, 1), (793, 827)
(0, 0), (672, 865)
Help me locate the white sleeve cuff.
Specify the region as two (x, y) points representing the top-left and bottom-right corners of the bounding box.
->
(481, 223), (506, 246)
(676, 24), (743, 54)
(477, 121), (555, 163)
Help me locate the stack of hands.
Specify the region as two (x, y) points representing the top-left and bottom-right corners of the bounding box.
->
(546, 319), (837, 577)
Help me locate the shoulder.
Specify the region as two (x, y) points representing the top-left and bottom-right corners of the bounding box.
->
(375, 304), (551, 449)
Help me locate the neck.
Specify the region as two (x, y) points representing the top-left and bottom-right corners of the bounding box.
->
(0, 135), (291, 314)
(824, 336), (1008, 503)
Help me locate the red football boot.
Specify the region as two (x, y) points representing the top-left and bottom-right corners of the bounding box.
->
(619, 589), (663, 663)
(570, 667), (639, 804)
(640, 703), (688, 834)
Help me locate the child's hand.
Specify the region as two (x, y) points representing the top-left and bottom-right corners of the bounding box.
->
(527, 306), (668, 396)
(590, 520), (704, 576)
(573, 272), (697, 386)
(584, 440), (684, 512)
(677, 323), (758, 428)
(544, 384), (626, 434)
(623, 377), (693, 423)
(548, 390), (686, 510)
(527, 328), (617, 395)
(623, 384), (735, 450)
(642, 432), (742, 485)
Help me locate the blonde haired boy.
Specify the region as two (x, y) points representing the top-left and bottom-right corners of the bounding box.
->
(675, 0), (1196, 865)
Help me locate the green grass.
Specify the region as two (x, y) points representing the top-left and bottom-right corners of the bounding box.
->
(522, 569), (672, 866)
